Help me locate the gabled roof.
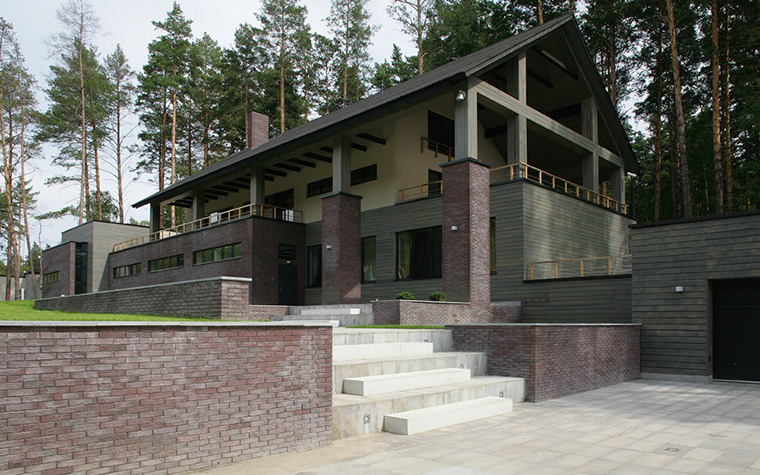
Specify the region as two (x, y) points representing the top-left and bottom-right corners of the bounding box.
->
(134, 14), (637, 209)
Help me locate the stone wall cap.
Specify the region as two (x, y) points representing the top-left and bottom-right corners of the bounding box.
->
(444, 323), (642, 327)
(439, 157), (492, 169)
(0, 321), (334, 328)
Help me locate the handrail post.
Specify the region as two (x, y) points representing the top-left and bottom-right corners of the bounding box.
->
(580, 259), (584, 277)
(554, 261), (558, 279)
(530, 262), (534, 280)
(608, 257), (613, 275)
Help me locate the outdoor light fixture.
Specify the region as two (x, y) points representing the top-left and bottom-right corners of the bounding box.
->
(675, 286), (684, 293)
(456, 90), (466, 102)
(451, 225), (458, 231)
(326, 245), (332, 250)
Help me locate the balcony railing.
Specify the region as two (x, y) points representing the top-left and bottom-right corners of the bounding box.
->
(528, 254), (632, 280)
(398, 181), (443, 203)
(421, 137), (454, 161)
(491, 162), (629, 215)
(113, 203), (303, 252)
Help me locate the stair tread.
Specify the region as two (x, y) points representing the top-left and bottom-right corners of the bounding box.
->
(333, 351), (483, 365)
(384, 396), (513, 435)
(343, 368), (471, 396)
(333, 342), (434, 361)
(344, 367), (469, 383)
(386, 396), (512, 418)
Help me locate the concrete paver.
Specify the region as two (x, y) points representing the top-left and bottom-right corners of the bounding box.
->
(189, 380), (760, 475)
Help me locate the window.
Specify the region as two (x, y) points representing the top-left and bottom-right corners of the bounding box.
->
(428, 111), (455, 151)
(306, 245), (322, 287)
(396, 226), (442, 280)
(279, 244), (296, 260)
(490, 218), (497, 273)
(428, 170), (443, 197)
(148, 254), (184, 272)
(113, 263), (141, 278)
(42, 271), (60, 284)
(74, 242), (88, 295)
(351, 165), (377, 187)
(193, 243), (241, 265)
(362, 236), (377, 283)
(307, 177), (332, 197)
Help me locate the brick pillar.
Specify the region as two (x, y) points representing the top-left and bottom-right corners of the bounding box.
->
(441, 158), (491, 307)
(321, 192), (362, 304)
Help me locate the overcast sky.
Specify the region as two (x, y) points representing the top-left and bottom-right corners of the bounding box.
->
(3, 0), (413, 249)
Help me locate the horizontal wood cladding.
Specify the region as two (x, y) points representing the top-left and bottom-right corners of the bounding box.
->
(632, 212), (760, 377)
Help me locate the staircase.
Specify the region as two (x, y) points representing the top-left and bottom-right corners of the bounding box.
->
(332, 328), (524, 438)
(270, 304), (373, 326)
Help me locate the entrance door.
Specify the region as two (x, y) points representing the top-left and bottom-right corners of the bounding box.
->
(278, 264), (298, 305)
(713, 279), (760, 381)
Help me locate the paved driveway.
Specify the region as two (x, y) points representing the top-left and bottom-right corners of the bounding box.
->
(191, 380), (760, 475)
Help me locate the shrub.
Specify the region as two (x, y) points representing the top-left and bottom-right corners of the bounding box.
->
(428, 291), (446, 302)
(395, 291), (415, 300)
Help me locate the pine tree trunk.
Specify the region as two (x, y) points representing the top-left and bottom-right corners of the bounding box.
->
(711, 0), (723, 214)
(78, 39), (87, 224)
(116, 74), (124, 223)
(723, 3), (733, 212)
(538, 0), (544, 24)
(608, 3), (617, 107)
(417, 0), (424, 74)
(2, 91), (13, 301)
(18, 74), (38, 298)
(666, 0), (692, 218)
(654, 36), (664, 221)
(670, 109), (681, 218)
(170, 82), (177, 228)
(280, 14), (286, 134)
(92, 121), (102, 220)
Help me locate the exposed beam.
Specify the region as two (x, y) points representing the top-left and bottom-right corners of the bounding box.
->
(225, 180), (249, 190)
(288, 158), (316, 168)
(231, 177), (251, 187)
(527, 69), (553, 89)
(304, 152), (331, 163)
(473, 79), (624, 168)
(547, 103), (582, 121)
(210, 184), (240, 193)
(265, 168), (287, 177)
(319, 146), (333, 154)
(356, 133), (386, 145)
(274, 162), (301, 172)
(532, 47), (579, 80)
(265, 176), (274, 182)
(204, 190), (228, 198)
(350, 142), (367, 152)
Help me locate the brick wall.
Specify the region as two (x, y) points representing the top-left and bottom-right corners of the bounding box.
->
(373, 300), (521, 325)
(450, 324), (640, 401)
(35, 277), (252, 319)
(41, 241), (76, 298)
(321, 193), (361, 305)
(0, 322), (333, 475)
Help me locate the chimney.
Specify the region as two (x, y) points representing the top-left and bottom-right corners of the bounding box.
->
(247, 110), (269, 149)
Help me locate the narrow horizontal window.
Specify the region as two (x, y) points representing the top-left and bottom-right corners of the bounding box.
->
(148, 254), (185, 272)
(193, 243), (242, 265)
(307, 177), (332, 198)
(43, 271), (60, 284)
(351, 164), (377, 186)
(113, 263), (142, 279)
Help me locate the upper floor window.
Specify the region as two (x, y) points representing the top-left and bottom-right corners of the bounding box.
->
(428, 111), (455, 151)
(148, 254), (184, 272)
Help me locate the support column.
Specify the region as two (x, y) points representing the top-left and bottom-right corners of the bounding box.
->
(250, 166), (265, 206)
(441, 158), (491, 309)
(149, 203), (161, 234)
(582, 96), (599, 192)
(191, 189), (205, 221)
(321, 193), (362, 305)
(332, 135), (352, 193)
(455, 84), (478, 160)
(506, 52), (527, 165)
(611, 166), (625, 204)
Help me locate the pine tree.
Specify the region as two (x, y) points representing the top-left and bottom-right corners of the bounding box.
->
(387, 0), (433, 74)
(327, 0), (376, 105)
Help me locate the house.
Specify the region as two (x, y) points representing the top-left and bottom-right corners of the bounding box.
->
(41, 15), (637, 322)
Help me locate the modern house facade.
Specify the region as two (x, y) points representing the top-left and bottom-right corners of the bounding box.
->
(42, 16), (637, 315)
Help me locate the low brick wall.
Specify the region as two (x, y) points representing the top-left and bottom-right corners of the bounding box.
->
(34, 277), (252, 319)
(373, 300), (521, 325)
(449, 324), (640, 401)
(0, 322), (333, 475)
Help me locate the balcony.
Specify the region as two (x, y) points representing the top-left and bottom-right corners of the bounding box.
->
(113, 203), (303, 252)
(527, 254), (632, 280)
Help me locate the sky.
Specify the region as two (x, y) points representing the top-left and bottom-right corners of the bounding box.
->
(3, 0), (415, 249)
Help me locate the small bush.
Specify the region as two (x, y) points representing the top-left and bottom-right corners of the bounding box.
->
(428, 291), (446, 302)
(395, 291), (415, 300)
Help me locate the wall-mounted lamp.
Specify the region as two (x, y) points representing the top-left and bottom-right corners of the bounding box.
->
(451, 225), (458, 232)
(326, 245), (332, 250)
(675, 286), (684, 293)
(456, 90), (466, 102)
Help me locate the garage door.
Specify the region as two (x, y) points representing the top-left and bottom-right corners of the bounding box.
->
(713, 279), (760, 381)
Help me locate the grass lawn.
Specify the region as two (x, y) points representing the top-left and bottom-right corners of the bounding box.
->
(0, 300), (220, 322)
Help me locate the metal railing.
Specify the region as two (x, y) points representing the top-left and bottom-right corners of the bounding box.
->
(421, 137), (454, 161)
(528, 254), (632, 280)
(398, 180), (443, 203)
(491, 162), (629, 215)
(113, 203), (303, 252)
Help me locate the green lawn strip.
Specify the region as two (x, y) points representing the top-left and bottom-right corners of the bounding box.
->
(0, 300), (221, 322)
(348, 325), (445, 329)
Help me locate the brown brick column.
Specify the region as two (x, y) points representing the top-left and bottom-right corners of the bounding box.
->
(321, 192), (362, 304)
(441, 157), (491, 306)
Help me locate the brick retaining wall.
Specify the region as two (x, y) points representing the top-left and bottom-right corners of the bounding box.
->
(373, 300), (521, 325)
(449, 324), (640, 401)
(34, 277), (252, 319)
(0, 322), (333, 475)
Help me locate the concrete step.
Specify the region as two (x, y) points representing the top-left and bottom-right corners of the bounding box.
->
(333, 342), (433, 362)
(271, 313), (372, 327)
(333, 328), (453, 351)
(333, 376), (524, 439)
(343, 368), (471, 396)
(332, 351), (487, 393)
(301, 307), (362, 316)
(384, 397), (513, 435)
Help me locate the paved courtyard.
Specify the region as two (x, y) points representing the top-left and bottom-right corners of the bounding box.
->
(191, 380), (760, 475)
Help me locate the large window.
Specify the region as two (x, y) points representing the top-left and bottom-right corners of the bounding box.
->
(362, 236), (377, 283)
(193, 243), (241, 265)
(396, 226), (442, 280)
(307, 164), (378, 198)
(113, 263), (141, 278)
(351, 165), (377, 186)
(148, 254), (184, 272)
(428, 111), (455, 152)
(306, 245), (322, 287)
(42, 271), (60, 284)
(307, 177), (332, 198)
